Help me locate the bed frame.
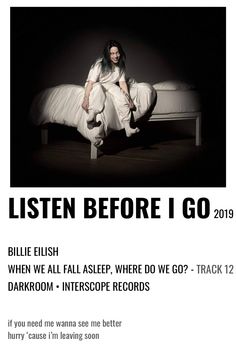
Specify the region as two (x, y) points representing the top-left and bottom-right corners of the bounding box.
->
(41, 111), (202, 159)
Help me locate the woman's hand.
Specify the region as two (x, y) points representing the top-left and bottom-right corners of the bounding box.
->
(82, 96), (89, 112)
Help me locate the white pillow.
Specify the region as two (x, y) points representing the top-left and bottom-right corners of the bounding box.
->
(153, 80), (195, 91)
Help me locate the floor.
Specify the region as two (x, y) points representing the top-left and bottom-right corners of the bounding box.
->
(11, 123), (226, 188)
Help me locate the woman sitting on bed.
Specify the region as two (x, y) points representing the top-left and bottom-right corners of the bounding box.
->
(81, 39), (140, 145)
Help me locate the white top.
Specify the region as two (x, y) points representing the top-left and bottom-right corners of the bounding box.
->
(86, 59), (126, 84)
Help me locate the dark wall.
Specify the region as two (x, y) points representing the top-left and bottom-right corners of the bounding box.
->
(11, 7), (225, 86)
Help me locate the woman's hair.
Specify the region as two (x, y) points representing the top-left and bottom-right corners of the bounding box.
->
(100, 39), (126, 74)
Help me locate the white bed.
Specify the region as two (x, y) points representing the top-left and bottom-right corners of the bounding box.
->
(31, 80), (201, 159)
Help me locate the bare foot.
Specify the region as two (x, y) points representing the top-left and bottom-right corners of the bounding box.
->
(125, 127), (140, 138)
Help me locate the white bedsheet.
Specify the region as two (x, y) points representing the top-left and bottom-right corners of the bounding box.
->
(30, 82), (156, 145)
(152, 90), (201, 114)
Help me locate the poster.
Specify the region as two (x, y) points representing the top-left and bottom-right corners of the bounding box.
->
(1, 1), (235, 353)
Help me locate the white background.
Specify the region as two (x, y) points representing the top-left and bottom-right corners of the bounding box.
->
(1, 1), (235, 353)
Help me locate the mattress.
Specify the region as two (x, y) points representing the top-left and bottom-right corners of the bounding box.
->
(152, 90), (201, 114)
(30, 83), (156, 145)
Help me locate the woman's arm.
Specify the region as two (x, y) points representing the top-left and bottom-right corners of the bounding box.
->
(119, 81), (135, 110)
(82, 80), (94, 112)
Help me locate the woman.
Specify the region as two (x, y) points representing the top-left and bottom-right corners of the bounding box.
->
(30, 40), (156, 151)
(82, 40), (140, 145)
